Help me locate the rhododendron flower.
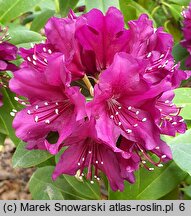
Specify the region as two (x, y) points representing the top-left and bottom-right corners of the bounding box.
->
(9, 67), (86, 154)
(181, 3), (191, 67)
(88, 53), (172, 167)
(53, 118), (140, 191)
(0, 26), (18, 106)
(9, 7), (190, 191)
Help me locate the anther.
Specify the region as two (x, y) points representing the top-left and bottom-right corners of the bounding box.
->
(179, 119), (184, 122)
(101, 161), (104, 164)
(149, 168), (154, 171)
(128, 106), (132, 110)
(110, 115), (114, 119)
(44, 102), (48, 106)
(118, 106), (122, 109)
(55, 109), (59, 114)
(48, 49), (52, 54)
(142, 160), (146, 164)
(35, 116), (39, 122)
(27, 56), (31, 62)
(133, 124), (138, 127)
(161, 155), (166, 159)
(14, 97), (19, 101)
(142, 118), (147, 122)
(136, 111), (139, 115)
(45, 119), (50, 124)
(33, 54), (37, 60)
(33, 60), (36, 65)
(155, 146), (160, 150)
(95, 161), (98, 164)
(126, 129), (132, 133)
(10, 112), (15, 116)
(90, 181), (94, 184)
(147, 52), (152, 58)
(118, 122), (122, 126)
(77, 162), (80, 166)
(89, 151), (92, 154)
(27, 110), (31, 115)
(158, 164), (163, 167)
(115, 111), (119, 115)
(35, 105), (39, 110)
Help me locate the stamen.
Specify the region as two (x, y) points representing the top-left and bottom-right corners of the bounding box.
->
(45, 119), (50, 124)
(35, 116), (39, 122)
(142, 118), (147, 122)
(126, 129), (132, 133)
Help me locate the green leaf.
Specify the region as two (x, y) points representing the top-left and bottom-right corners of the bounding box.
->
(0, 0), (43, 23)
(31, 9), (55, 32)
(12, 141), (53, 168)
(0, 133), (6, 145)
(0, 88), (21, 145)
(172, 43), (189, 70)
(173, 88), (191, 120)
(55, 148), (101, 200)
(29, 166), (64, 200)
(119, 0), (156, 26)
(64, 175), (100, 200)
(168, 0), (190, 6)
(162, 2), (182, 21)
(164, 20), (182, 43)
(85, 0), (119, 13)
(29, 166), (100, 200)
(182, 185), (191, 198)
(109, 162), (186, 199)
(169, 129), (191, 175)
(59, 0), (79, 17)
(9, 28), (43, 47)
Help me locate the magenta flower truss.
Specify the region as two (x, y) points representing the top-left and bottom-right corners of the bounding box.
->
(9, 7), (190, 191)
(181, 3), (191, 67)
(0, 26), (18, 106)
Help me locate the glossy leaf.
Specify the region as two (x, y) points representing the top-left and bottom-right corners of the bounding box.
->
(0, 133), (6, 145)
(119, 0), (156, 26)
(0, 88), (21, 145)
(85, 0), (119, 13)
(59, 0), (79, 17)
(168, 0), (190, 6)
(173, 88), (191, 120)
(109, 162), (186, 200)
(12, 141), (53, 168)
(55, 149), (101, 200)
(29, 166), (100, 200)
(31, 9), (55, 32)
(169, 129), (191, 175)
(29, 166), (64, 200)
(0, 0), (43, 23)
(9, 28), (43, 48)
(172, 43), (189, 70)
